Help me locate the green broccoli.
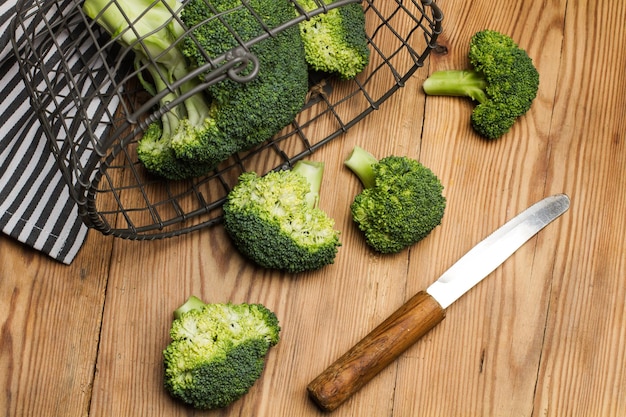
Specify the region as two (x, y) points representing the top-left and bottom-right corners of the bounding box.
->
(163, 296), (281, 410)
(82, 0), (220, 179)
(84, 0), (309, 179)
(222, 160), (341, 273)
(170, 0), (309, 167)
(344, 146), (446, 254)
(422, 29), (539, 139)
(135, 63), (220, 179)
(297, 0), (370, 79)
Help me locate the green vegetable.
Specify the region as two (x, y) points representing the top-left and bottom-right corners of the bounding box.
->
(344, 146), (446, 254)
(172, 0), (309, 168)
(163, 296), (281, 410)
(422, 29), (539, 139)
(223, 160), (341, 273)
(82, 0), (216, 179)
(83, 0), (309, 180)
(298, 0), (370, 79)
(135, 65), (219, 179)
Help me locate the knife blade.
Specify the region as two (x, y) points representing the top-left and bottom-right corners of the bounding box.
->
(307, 194), (570, 411)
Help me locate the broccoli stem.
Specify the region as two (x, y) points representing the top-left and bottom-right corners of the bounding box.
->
(291, 160), (324, 209)
(83, 0), (185, 67)
(141, 52), (213, 141)
(178, 77), (215, 126)
(343, 146), (379, 189)
(422, 70), (489, 104)
(173, 295), (206, 319)
(84, 0), (212, 131)
(143, 62), (182, 133)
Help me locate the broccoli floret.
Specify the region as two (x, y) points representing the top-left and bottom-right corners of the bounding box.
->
(344, 146), (446, 254)
(171, 0), (309, 167)
(223, 160), (341, 273)
(134, 63), (220, 179)
(84, 0), (309, 179)
(163, 296), (280, 410)
(422, 29), (539, 139)
(298, 0), (370, 79)
(83, 0), (224, 180)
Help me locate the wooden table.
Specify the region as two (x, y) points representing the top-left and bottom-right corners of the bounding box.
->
(2, 0), (625, 415)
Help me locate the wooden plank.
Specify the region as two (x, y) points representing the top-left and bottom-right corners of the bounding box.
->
(535, 0), (626, 414)
(0, 231), (112, 417)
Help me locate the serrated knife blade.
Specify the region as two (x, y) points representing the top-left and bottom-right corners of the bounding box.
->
(307, 194), (570, 411)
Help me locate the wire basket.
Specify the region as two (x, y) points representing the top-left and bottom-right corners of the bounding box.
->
(11, 0), (443, 239)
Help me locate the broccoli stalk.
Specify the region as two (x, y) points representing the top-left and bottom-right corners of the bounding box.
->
(163, 296), (281, 410)
(223, 160), (341, 273)
(421, 70), (489, 103)
(83, 0), (222, 179)
(173, 294), (206, 319)
(344, 146), (446, 254)
(343, 145), (378, 188)
(290, 158), (323, 208)
(135, 62), (218, 179)
(423, 30), (539, 139)
(82, 0), (185, 69)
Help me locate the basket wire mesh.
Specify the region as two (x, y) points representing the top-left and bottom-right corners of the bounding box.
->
(11, 0), (443, 239)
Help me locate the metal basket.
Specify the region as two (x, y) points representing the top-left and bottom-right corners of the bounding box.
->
(11, 0), (443, 239)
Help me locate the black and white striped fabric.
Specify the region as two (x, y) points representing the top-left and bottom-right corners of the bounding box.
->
(0, 0), (90, 264)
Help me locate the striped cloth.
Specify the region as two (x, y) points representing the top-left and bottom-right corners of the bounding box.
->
(0, 0), (90, 264)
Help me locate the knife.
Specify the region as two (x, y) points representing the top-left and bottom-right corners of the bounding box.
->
(307, 194), (570, 411)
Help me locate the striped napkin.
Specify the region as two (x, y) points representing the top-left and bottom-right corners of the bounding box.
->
(0, 0), (90, 264)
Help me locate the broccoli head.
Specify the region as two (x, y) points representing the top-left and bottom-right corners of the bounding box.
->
(134, 61), (221, 179)
(163, 296), (280, 410)
(422, 29), (539, 139)
(83, 0), (227, 180)
(344, 146), (446, 254)
(171, 0), (310, 167)
(136, 119), (215, 180)
(223, 160), (341, 273)
(298, 0), (370, 79)
(84, 0), (309, 179)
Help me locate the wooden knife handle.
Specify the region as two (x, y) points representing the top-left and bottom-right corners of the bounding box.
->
(307, 290), (446, 411)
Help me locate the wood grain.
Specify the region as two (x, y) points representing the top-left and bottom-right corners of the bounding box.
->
(2, 0), (626, 416)
(0, 232), (112, 416)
